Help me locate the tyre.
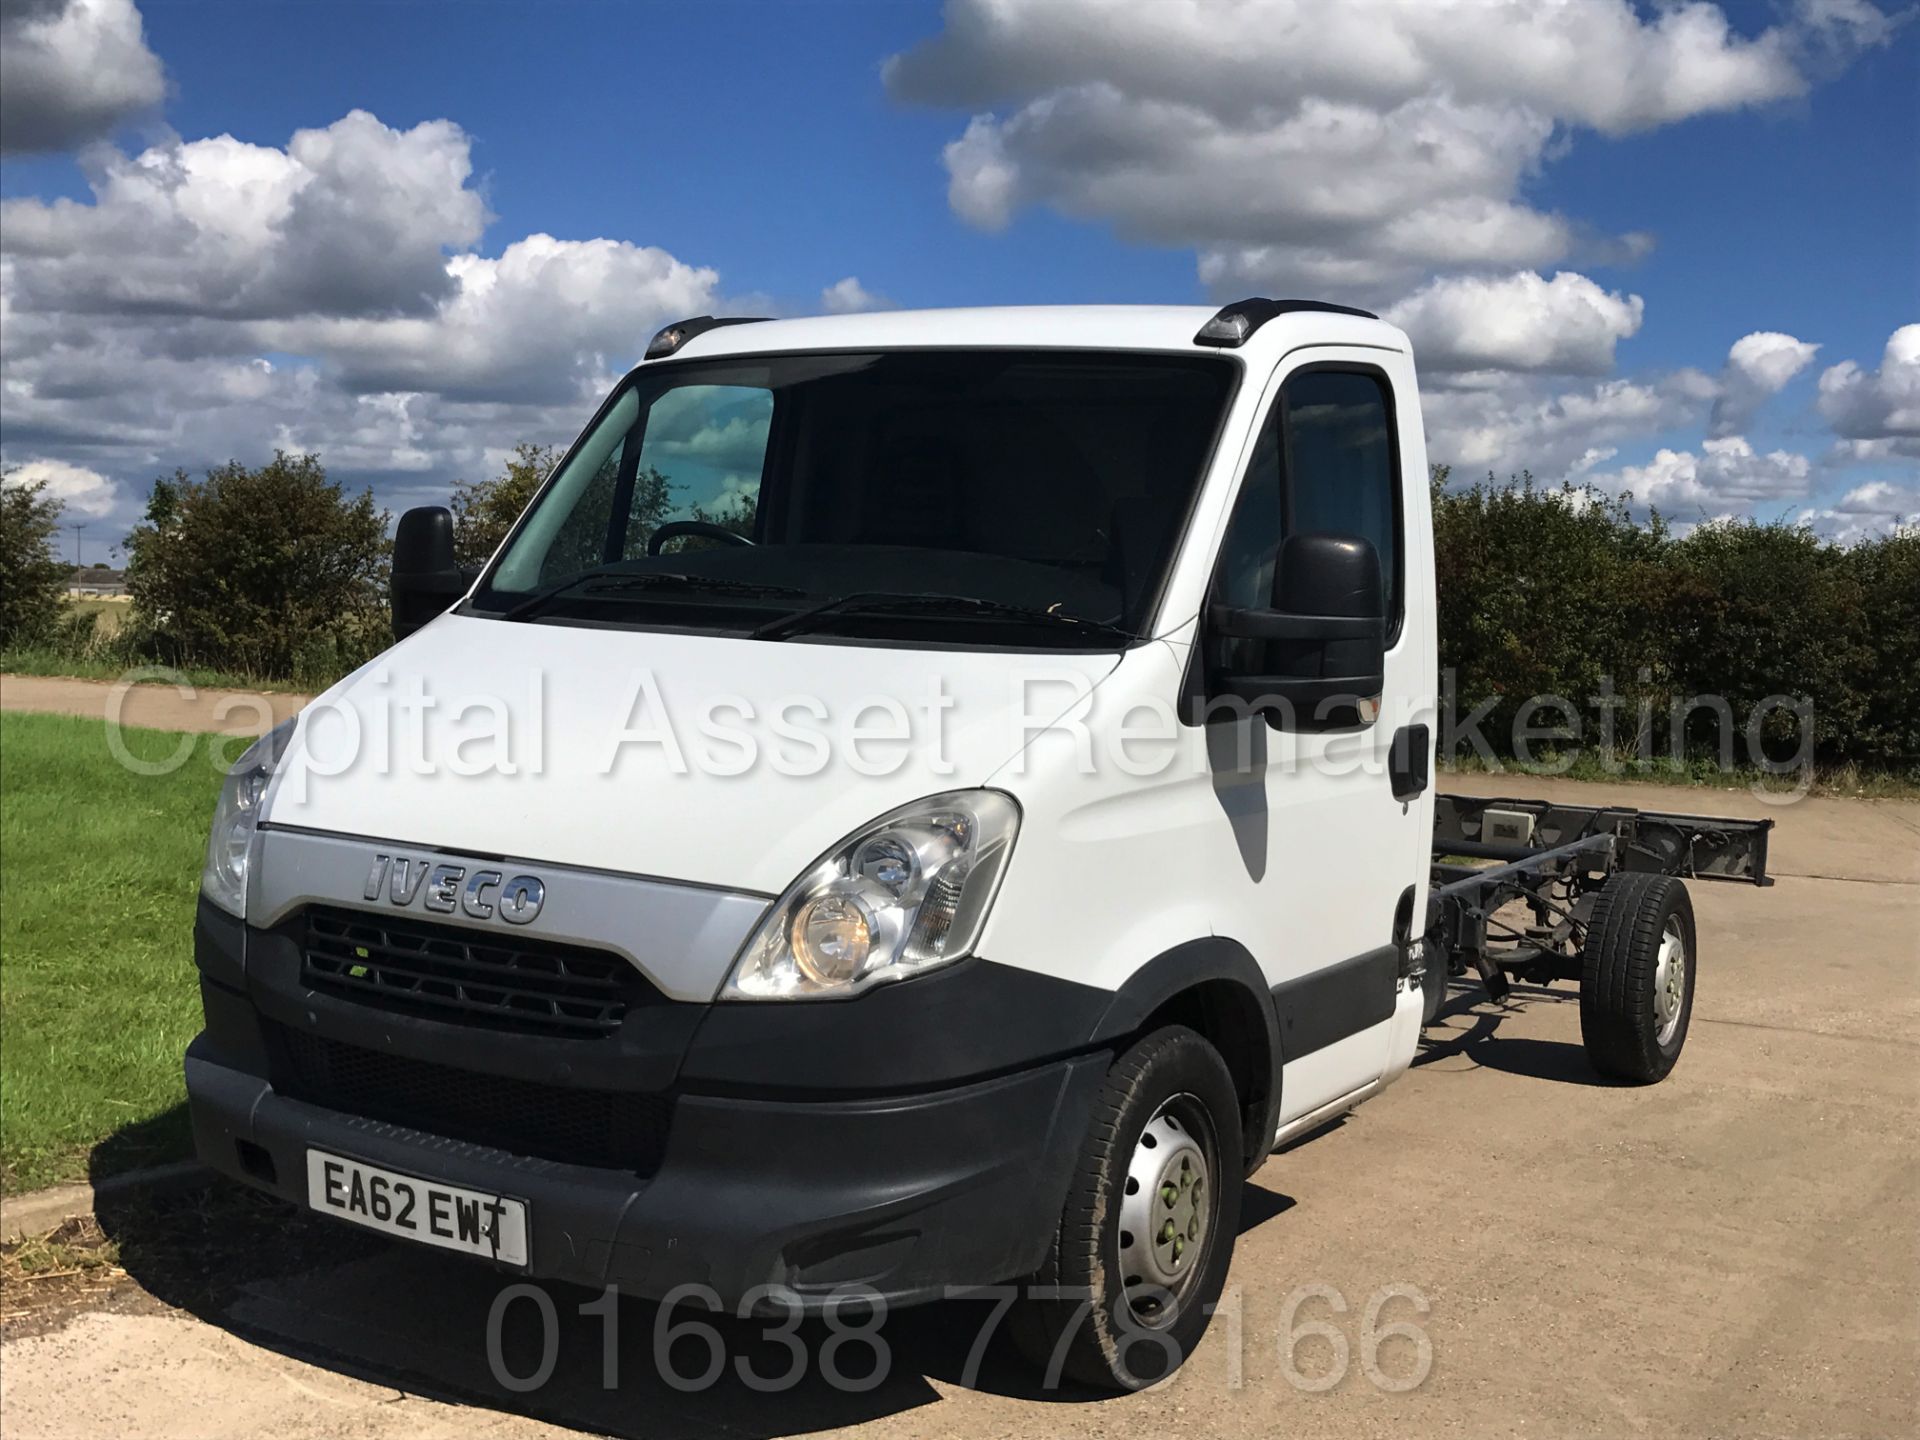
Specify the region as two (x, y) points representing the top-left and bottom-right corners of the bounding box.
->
(1009, 1025), (1243, 1392)
(1580, 872), (1696, 1083)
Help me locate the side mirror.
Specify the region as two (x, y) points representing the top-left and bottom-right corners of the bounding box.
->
(1207, 532), (1386, 728)
(391, 506), (468, 642)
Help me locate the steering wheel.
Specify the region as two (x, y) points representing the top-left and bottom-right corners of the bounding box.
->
(646, 521), (755, 556)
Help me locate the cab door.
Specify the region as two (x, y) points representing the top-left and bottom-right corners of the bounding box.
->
(1193, 351), (1436, 1129)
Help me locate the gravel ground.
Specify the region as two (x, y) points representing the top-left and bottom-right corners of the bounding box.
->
(0, 674), (306, 734)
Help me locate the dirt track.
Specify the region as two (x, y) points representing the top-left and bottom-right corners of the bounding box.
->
(0, 674), (307, 733)
(1, 685), (1915, 1437)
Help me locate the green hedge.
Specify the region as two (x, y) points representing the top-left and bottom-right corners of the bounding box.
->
(1432, 471), (1919, 773)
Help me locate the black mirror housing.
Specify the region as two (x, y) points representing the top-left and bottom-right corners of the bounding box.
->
(1206, 532), (1386, 729)
(391, 506), (468, 642)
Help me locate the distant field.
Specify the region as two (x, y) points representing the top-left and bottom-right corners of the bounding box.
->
(0, 712), (225, 1192)
(67, 596), (131, 638)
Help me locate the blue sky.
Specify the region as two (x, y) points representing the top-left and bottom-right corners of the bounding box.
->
(1, 0), (1915, 548)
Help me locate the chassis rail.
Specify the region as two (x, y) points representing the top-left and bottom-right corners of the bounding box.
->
(1428, 793), (1773, 1002)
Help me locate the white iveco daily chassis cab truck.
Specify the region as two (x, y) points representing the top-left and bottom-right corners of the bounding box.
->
(186, 301), (1772, 1390)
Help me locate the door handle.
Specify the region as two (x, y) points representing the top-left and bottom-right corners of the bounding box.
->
(1390, 723), (1431, 801)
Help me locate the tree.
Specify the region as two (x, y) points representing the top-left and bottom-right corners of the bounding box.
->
(452, 443), (687, 574)
(550, 461), (674, 569)
(123, 452), (389, 679)
(0, 471), (71, 646)
(689, 489), (758, 540)
(450, 443), (557, 569)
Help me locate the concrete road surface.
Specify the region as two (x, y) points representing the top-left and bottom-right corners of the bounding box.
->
(1, 756), (1915, 1436)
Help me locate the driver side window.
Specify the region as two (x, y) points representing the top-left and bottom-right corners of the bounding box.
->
(1214, 367), (1399, 622)
(627, 384), (774, 556)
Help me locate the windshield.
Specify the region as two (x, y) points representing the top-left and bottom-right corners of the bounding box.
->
(470, 349), (1237, 648)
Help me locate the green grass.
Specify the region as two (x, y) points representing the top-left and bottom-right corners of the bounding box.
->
(1, 713), (229, 1192)
(0, 647), (313, 694)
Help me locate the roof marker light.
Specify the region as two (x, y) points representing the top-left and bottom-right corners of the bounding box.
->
(644, 315), (770, 360)
(1196, 312), (1253, 346)
(1194, 297), (1380, 348)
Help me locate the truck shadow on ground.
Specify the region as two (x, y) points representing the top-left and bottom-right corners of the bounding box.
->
(92, 1117), (1295, 1437)
(1413, 980), (1626, 1088)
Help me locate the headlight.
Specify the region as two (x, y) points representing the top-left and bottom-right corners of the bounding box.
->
(200, 717), (296, 919)
(723, 790), (1020, 1000)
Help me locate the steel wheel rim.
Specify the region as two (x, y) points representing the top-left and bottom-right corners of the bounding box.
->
(1653, 917), (1688, 1045)
(1116, 1093), (1217, 1327)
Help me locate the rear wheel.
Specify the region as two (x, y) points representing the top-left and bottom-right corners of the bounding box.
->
(1580, 872), (1695, 1083)
(1009, 1025), (1243, 1391)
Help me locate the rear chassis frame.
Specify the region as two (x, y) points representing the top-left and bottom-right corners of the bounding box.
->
(1427, 793), (1773, 1002)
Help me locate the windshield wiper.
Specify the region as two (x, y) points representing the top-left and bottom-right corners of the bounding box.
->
(751, 590), (1137, 645)
(498, 571), (808, 623)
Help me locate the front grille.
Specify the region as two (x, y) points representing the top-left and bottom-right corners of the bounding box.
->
(301, 906), (647, 1038)
(269, 1024), (669, 1172)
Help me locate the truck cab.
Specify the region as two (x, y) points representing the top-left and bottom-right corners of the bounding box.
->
(187, 300), (1443, 1389)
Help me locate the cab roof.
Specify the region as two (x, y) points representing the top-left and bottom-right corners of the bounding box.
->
(656, 303), (1408, 363)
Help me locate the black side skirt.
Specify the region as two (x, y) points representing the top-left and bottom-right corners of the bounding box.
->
(1271, 946), (1398, 1061)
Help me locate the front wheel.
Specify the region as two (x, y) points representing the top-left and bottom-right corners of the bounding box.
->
(1580, 872), (1696, 1083)
(1009, 1026), (1243, 1391)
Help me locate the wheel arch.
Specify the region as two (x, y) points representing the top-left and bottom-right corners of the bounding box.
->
(1088, 938), (1282, 1173)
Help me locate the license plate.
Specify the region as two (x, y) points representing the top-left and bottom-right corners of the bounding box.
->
(306, 1150), (529, 1266)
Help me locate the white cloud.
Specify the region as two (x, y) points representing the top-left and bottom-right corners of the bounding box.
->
(1817, 324), (1920, 457)
(1424, 370), (1714, 479)
(1589, 435), (1814, 511)
(943, 84), (1570, 296)
(0, 108), (729, 535)
(1386, 270), (1643, 375)
(1, 457), (120, 518)
(1727, 330), (1823, 392)
(889, 0), (1894, 296)
(2, 111), (489, 320)
(888, 0), (1824, 135)
(1793, 480), (1920, 544)
(1794, 0), (1904, 59)
(820, 276), (892, 313)
(0, 0), (165, 155)
(264, 234), (718, 402)
(1420, 324), (1915, 540)
(1710, 330), (1821, 436)
(1834, 479), (1920, 514)
(1830, 437), (1920, 463)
